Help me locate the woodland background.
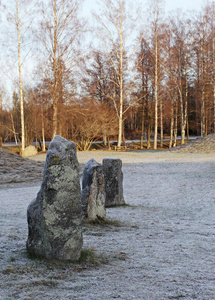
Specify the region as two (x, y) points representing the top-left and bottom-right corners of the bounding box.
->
(0, 0), (215, 151)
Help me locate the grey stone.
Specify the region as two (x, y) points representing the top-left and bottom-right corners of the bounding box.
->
(22, 145), (38, 157)
(102, 158), (125, 207)
(26, 135), (83, 261)
(81, 159), (106, 221)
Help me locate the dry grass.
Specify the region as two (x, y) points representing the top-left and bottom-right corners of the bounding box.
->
(85, 218), (124, 228)
(79, 248), (109, 266)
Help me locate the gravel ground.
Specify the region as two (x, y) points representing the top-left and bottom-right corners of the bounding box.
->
(0, 150), (215, 299)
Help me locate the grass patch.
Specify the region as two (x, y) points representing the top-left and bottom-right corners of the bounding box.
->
(2, 266), (17, 275)
(106, 203), (132, 208)
(26, 247), (108, 269)
(2, 266), (26, 275)
(79, 248), (109, 266)
(79, 248), (96, 263)
(87, 218), (123, 227)
(9, 257), (16, 262)
(30, 279), (58, 287)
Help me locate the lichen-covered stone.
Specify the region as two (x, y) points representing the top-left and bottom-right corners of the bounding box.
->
(26, 135), (83, 261)
(102, 158), (125, 207)
(81, 159), (106, 221)
(22, 145), (38, 157)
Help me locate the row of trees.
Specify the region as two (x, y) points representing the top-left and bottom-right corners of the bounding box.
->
(1, 0), (215, 151)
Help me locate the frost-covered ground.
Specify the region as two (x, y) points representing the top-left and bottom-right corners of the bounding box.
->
(1, 151), (215, 299)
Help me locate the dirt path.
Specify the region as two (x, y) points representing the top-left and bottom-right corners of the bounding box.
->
(0, 151), (215, 299)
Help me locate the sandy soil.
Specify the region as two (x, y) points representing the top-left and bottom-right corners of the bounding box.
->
(1, 150), (215, 299)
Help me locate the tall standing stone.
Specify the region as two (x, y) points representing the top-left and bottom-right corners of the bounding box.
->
(26, 135), (83, 261)
(81, 159), (106, 221)
(102, 158), (125, 207)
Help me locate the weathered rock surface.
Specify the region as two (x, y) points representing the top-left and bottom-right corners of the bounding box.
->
(102, 158), (125, 207)
(26, 135), (83, 261)
(22, 145), (38, 157)
(81, 159), (106, 221)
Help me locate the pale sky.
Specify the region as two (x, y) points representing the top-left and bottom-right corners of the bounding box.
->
(1, 0), (206, 100)
(82, 0), (204, 17)
(165, 0), (203, 12)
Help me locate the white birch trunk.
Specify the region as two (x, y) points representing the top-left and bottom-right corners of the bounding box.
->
(185, 57), (189, 142)
(213, 38), (215, 132)
(201, 40), (205, 138)
(140, 105), (144, 149)
(103, 134), (107, 146)
(179, 87), (185, 145)
(169, 96), (174, 149)
(10, 113), (18, 145)
(0, 94), (2, 148)
(154, 25), (158, 150)
(173, 98), (178, 148)
(201, 86), (205, 137)
(214, 85), (215, 132)
(117, 4), (124, 149)
(52, 0), (58, 138)
(147, 124), (151, 149)
(178, 52), (187, 145)
(16, 0), (25, 153)
(40, 85), (46, 152)
(160, 98), (163, 148)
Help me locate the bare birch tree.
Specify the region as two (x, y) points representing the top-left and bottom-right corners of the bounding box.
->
(40, 0), (84, 138)
(2, 0), (37, 153)
(193, 7), (211, 138)
(206, 2), (215, 133)
(153, 2), (159, 149)
(169, 13), (193, 145)
(94, 0), (143, 149)
(136, 37), (153, 149)
(16, 0), (25, 152)
(147, 0), (164, 149)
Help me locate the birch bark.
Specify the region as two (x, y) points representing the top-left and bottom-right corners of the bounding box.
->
(154, 18), (158, 149)
(16, 0), (25, 153)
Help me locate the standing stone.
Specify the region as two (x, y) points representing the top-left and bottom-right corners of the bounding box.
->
(22, 145), (38, 157)
(102, 158), (125, 207)
(81, 159), (106, 221)
(26, 135), (83, 261)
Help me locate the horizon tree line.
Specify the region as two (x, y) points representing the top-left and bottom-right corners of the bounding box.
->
(1, 0), (215, 151)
